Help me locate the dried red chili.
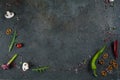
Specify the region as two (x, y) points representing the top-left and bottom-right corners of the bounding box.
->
(113, 40), (118, 59)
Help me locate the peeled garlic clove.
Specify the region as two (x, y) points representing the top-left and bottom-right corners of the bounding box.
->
(5, 11), (15, 19)
(22, 62), (29, 71)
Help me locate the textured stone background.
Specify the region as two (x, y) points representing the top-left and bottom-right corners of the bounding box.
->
(0, 0), (119, 80)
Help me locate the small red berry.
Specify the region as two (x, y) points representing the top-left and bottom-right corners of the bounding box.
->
(16, 43), (23, 48)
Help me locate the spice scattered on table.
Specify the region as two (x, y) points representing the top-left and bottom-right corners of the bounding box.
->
(104, 37), (111, 42)
(109, 59), (117, 65)
(102, 53), (109, 59)
(101, 70), (107, 76)
(74, 68), (78, 74)
(98, 59), (105, 65)
(112, 62), (118, 69)
(106, 65), (113, 72)
(6, 28), (12, 35)
(1, 54), (18, 70)
(83, 59), (87, 64)
(110, 60), (118, 69)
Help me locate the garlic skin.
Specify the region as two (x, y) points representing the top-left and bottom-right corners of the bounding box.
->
(4, 11), (15, 19)
(22, 62), (29, 71)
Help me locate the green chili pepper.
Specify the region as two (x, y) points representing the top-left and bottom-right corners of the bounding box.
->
(9, 30), (17, 52)
(91, 45), (106, 77)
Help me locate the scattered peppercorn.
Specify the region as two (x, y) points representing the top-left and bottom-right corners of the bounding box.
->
(106, 65), (113, 72)
(112, 63), (118, 69)
(98, 59), (105, 65)
(109, 59), (117, 65)
(102, 53), (109, 59)
(101, 70), (107, 76)
(6, 28), (12, 35)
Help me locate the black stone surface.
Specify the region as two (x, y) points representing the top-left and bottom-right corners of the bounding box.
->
(0, 0), (119, 80)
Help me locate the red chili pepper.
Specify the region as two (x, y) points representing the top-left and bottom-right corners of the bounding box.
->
(113, 40), (118, 59)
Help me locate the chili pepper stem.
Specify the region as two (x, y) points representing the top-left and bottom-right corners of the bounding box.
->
(7, 54), (18, 65)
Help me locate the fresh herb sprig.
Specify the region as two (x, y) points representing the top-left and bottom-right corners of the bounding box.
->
(9, 30), (17, 52)
(32, 66), (49, 72)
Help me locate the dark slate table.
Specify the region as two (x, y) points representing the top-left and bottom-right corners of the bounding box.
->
(0, 0), (119, 80)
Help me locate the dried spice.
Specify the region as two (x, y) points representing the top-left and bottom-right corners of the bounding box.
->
(101, 70), (107, 76)
(112, 63), (118, 69)
(106, 65), (113, 72)
(6, 28), (12, 35)
(102, 53), (109, 59)
(98, 59), (105, 65)
(109, 59), (117, 65)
